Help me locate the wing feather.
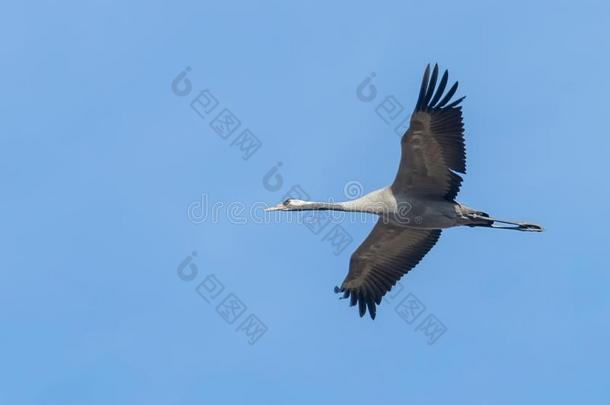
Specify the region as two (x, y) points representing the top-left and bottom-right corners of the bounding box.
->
(336, 219), (441, 319)
(429, 70), (449, 107)
(393, 65), (466, 201)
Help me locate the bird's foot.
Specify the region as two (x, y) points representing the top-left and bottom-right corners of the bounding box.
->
(516, 222), (544, 232)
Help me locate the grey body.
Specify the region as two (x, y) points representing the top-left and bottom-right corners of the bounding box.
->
(267, 64), (542, 319)
(341, 186), (465, 229)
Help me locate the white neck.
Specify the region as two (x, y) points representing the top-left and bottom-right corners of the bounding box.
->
(289, 188), (391, 215)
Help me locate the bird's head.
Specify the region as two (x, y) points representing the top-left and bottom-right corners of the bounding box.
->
(265, 198), (308, 211)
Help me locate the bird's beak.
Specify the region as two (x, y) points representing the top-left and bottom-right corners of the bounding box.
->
(265, 203), (288, 212)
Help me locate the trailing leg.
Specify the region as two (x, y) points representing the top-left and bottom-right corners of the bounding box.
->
(466, 212), (543, 232)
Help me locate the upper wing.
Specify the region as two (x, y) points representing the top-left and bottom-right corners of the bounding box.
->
(335, 219), (441, 319)
(392, 64), (466, 201)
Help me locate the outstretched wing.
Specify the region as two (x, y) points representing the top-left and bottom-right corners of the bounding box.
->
(393, 64), (466, 201)
(335, 219), (441, 319)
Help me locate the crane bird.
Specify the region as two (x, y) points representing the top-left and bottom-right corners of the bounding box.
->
(267, 64), (542, 319)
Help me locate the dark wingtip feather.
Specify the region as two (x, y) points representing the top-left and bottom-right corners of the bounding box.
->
(338, 287), (380, 319)
(422, 64), (439, 109)
(429, 70), (448, 107)
(335, 285), (349, 300)
(435, 81), (459, 108)
(445, 95), (466, 108)
(367, 301), (377, 320)
(415, 64), (431, 111)
(358, 297), (366, 317)
(414, 65), (463, 111)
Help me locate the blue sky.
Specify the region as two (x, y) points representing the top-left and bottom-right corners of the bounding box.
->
(2, 0), (609, 404)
